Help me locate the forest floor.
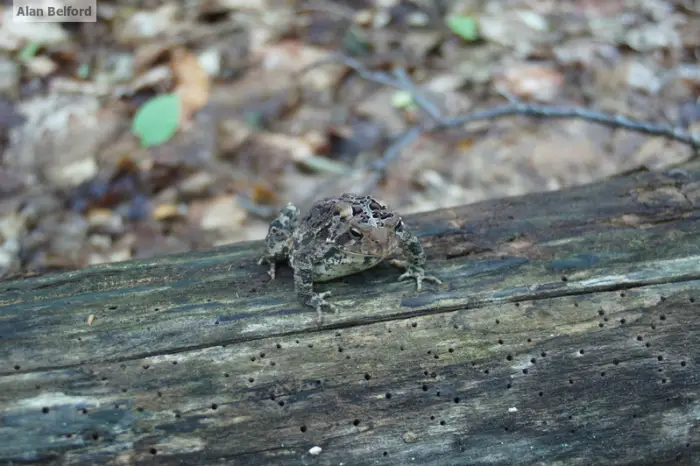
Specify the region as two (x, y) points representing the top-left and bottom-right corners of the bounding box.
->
(0, 0), (698, 278)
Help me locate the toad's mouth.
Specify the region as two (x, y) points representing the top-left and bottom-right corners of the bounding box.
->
(341, 244), (399, 258)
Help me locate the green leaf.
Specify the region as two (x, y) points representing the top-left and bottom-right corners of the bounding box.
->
(446, 15), (479, 41)
(244, 111), (263, 128)
(77, 63), (90, 79)
(18, 42), (40, 62)
(298, 154), (349, 175)
(131, 93), (181, 148)
(343, 27), (371, 56)
(391, 90), (416, 109)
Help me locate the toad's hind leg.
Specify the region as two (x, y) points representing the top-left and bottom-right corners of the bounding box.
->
(258, 203), (299, 279)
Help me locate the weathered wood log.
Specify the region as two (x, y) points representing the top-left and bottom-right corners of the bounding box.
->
(1, 163), (700, 465)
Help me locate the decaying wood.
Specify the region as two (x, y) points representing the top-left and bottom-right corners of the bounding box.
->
(1, 163), (700, 465)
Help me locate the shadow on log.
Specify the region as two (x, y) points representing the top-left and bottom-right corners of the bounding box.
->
(1, 163), (700, 465)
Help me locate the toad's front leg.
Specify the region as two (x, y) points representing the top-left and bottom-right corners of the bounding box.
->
(292, 253), (338, 325)
(258, 203), (299, 279)
(390, 228), (442, 291)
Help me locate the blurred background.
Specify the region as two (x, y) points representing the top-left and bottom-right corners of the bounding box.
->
(0, 0), (698, 279)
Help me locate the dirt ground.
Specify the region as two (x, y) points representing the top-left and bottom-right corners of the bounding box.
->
(0, 0), (698, 279)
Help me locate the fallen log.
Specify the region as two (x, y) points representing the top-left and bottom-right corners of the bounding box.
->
(1, 163), (699, 465)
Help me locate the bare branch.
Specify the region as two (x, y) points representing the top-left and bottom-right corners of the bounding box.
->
(437, 104), (700, 150)
(369, 125), (424, 172)
(294, 55), (699, 207)
(390, 67), (443, 122)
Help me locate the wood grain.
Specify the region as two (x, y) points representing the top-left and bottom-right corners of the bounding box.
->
(1, 164), (699, 465)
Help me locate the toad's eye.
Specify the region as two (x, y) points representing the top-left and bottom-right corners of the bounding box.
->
(395, 220), (404, 232)
(349, 228), (363, 239)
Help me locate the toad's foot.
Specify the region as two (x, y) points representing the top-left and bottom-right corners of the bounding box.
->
(390, 260), (442, 292)
(308, 291), (339, 325)
(258, 256), (277, 280)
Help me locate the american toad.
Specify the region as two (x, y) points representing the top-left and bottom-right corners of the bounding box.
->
(258, 193), (441, 323)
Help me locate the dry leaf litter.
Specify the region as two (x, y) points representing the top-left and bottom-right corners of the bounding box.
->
(0, 0), (698, 279)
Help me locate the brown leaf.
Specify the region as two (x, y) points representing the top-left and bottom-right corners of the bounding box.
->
(171, 48), (211, 125)
(252, 182), (278, 205)
(153, 203), (186, 221)
(493, 63), (564, 102)
(133, 42), (172, 74)
(196, 195), (247, 233)
(253, 40), (345, 91)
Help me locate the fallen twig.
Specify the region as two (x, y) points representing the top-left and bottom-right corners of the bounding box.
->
(295, 55), (700, 206)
